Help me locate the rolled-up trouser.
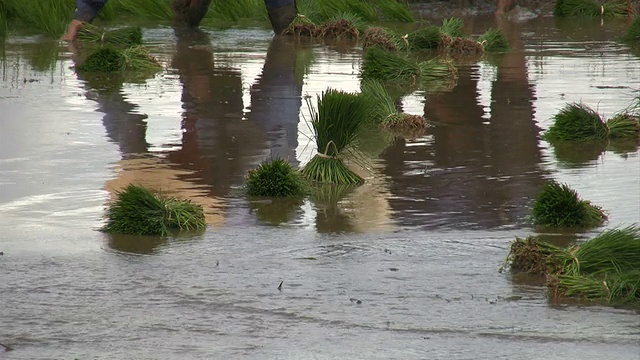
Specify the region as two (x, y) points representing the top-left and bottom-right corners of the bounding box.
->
(73, 0), (109, 22)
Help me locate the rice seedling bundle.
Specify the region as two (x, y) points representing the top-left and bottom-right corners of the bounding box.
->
(406, 26), (441, 50)
(282, 14), (319, 37)
(361, 46), (453, 85)
(443, 37), (484, 58)
(554, 0), (630, 16)
(101, 184), (206, 236)
(246, 158), (307, 197)
(77, 24), (143, 46)
(375, 0), (416, 22)
(477, 28), (509, 51)
(623, 16), (640, 43)
(606, 113), (640, 139)
(531, 180), (607, 228)
(3, 0), (74, 36)
(439, 17), (465, 38)
(542, 103), (608, 142)
(317, 18), (359, 39)
(359, 78), (401, 124)
(77, 46), (162, 73)
(552, 271), (640, 304)
(503, 236), (569, 275)
(301, 89), (369, 184)
(564, 226), (640, 275)
(362, 27), (403, 51)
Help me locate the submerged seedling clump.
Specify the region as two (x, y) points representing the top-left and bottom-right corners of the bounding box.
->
(531, 180), (607, 228)
(102, 184), (206, 236)
(77, 24), (143, 46)
(76, 45), (162, 76)
(246, 158), (307, 197)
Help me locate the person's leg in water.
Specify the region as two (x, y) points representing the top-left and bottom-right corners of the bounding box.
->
(62, 0), (109, 41)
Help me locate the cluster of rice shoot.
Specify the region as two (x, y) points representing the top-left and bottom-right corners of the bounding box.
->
(362, 27), (403, 51)
(376, 0), (415, 22)
(77, 24), (143, 46)
(359, 78), (400, 124)
(101, 184), (206, 236)
(317, 17), (360, 39)
(554, 0), (631, 16)
(246, 158), (307, 197)
(77, 46), (162, 74)
(542, 103), (608, 142)
(502, 236), (568, 275)
(301, 89), (368, 184)
(531, 181), (607, 228)
(553, 271), (640, 304)
(406, 26), (441, 50)
(606, 113), (640, 139)
(623, 16), (640, 43)
(439, 17), (465, 37)
(361, 46), (453, 84)
(282, 14), (318, 36)
(112, 0), (174, 21)
(477, 28), (509, 51)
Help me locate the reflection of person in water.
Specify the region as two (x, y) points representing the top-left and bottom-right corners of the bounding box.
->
(383, 18), (544, 229)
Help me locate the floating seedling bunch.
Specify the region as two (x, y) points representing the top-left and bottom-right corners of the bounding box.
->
(477, 28), (510, 51)
(362, 27), (404, 51)
(282, 14), (319, 36)
(301, 89), (369, 184)
(543, 102), (640, 142)
(554, 0), (633, 17)
(77, 24), (143, 46)
(76, 46), (162, 75)
(102, 184), (206, 236)
(505, 226), (640, 305)
(246, 158), (307, 197)
(531, 180), (607, 228)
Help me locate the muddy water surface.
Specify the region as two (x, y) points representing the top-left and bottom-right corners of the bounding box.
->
(1, 15), (639, 360)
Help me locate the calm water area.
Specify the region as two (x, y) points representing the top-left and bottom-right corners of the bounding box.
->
(0, 13), (639, 360)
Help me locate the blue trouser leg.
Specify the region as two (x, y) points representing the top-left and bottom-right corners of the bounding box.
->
(264, 0), (296, 35)
(73, 0), (109, 22)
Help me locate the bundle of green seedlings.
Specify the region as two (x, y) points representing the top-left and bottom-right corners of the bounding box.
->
(623, 16), (640, 43)
(505, 226), (640, 304)
(359, 78), (428, 130)
(361, 46), (455, 86)
(531, 180), (607, 228)
(101, 184), (206, 236)
(477, 28), (509, 52)
(77, 24), (143, 46)
(554, 0), (633, 17)
(282, 14), (319, 36)
(0, 0), (75, 36)
(301, 89), (369, 184)
(362, 27), (405, 51)
(404, 18), (465, 52)
(76, 46), (162, 75)
(246, 158), (307, 197)
(316, 17), (360, 39)
(543, 102), (640, 142)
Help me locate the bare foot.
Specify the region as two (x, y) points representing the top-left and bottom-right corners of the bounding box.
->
(61, 19), (84, 41)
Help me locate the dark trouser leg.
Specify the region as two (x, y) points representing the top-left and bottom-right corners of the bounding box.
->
(172, 0), (212, 28)
(264, 0), (297, 35)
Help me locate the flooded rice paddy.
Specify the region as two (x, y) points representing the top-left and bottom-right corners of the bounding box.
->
(1, 14), (639, 360)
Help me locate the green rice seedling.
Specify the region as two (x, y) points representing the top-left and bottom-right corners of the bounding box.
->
(375, 0), (416, 23)
(477, 28), (509, 51)
(312, 0), (378, 23)
(318, 15), (360, 39)
(542, 103), (608, 142)
(76, 46), (162, 79)
(554, 0), (600, 16)
(406, 26), (441, 50)
(283, 14), (319, 37)
(246, 158), (307, 197)
(101, 184), (206, 236)
(601, 0), (634, 17)
(503, 236), (569, 275)
(359, 78), (401, 124)
(552, 271), (640, 304)
(0, 3), (7, 38)
(207, 0), (265, 22)
(565, 226), (640, 275)
(5, 0), (75, 36)
(301, 89), (369, 184)
(606, 113), (640, 139)
(111, 0), (173, 21)
(531, 180), (607, 228)
(439, 17), (465, 38)
(77, 24), (143, 46)
(623, 16), (640, 43)
(362, 27), (404, 51)
(361, 46), (454, 85)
